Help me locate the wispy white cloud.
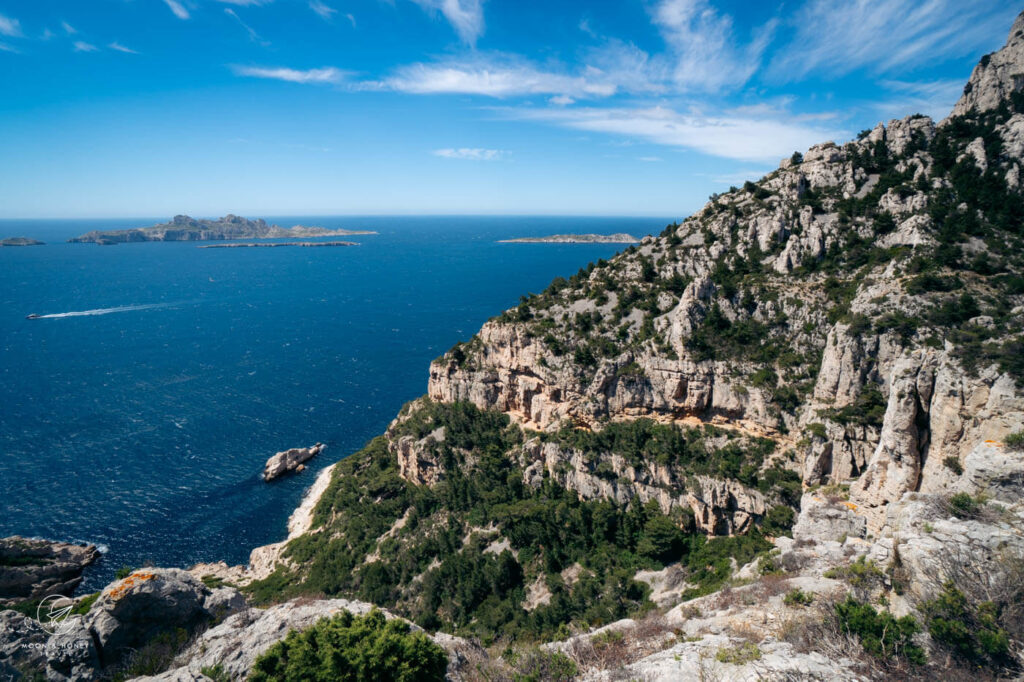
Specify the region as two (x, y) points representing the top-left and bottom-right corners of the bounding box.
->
(163, 0), (190, 20)
(109, 42), (139, 54)
(876, 78), (965, 121)
(73, 41), (99, 53)
(770, 1), (1020, 80)
(410, 0), (484, 46)
(231, 65), (347, 84)
(378, 57), (623, 99)
(652, 0), (777, 92)
(638, 156), (663, 162)
(503, 105), (847, 163)
(60, 21), (76, 35)
(225, 8), (269, 45)
(0, 41), (19, 53)
(346, 13), (356, 28)
(0, 12), (22, 37)
(309, 1), (336, 20)
(216, 0), (272, 5)
(433, 148), (507, 160)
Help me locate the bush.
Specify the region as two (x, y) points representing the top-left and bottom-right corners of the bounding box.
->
(715, 641), (761, 664)
(784, 588), (814, 607)
(1006, 430), (1024, 451)
(947, 492), (983, 518)
(249, 610), (447, 682)
(923, 582), (1011, 669)
(505, 648), (577, 681)
(835, 596), (925, 665)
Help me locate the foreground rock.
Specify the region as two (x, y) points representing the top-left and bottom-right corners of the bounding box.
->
(0, 568), (248, 680)
(262, 443), (324, 481)
(0, 536), (100, 605)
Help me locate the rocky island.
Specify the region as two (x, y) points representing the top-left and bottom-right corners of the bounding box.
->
(262, 444), (325, 481)
(498, 233), (640, 243)
(67, 214), (377, 245)
(5, 11), (1024, 682)
(0, 237), (44, 247)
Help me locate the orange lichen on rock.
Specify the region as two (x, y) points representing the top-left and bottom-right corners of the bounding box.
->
(106, 571), (157, 601)
(844, 501), (858, 511)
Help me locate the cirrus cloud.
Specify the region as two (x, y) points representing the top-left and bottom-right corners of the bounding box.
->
(433, 148), (507, 160)
(231, 65), (347, 84)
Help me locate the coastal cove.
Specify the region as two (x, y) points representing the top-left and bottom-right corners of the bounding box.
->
(0, 215), (663, 589)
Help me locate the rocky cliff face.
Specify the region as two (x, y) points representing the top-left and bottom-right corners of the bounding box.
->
(429, 14), (1024, 537)
(0, 537), (100, 606)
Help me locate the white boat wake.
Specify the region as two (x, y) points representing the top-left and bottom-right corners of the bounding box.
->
(31, 303), (179, 319)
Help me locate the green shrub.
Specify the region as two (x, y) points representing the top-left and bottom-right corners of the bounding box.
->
(948, 492), (983, 518)
(115, 566), (137, 580)
(922, 582), (1011, 669)
(249, 610), (447, 682)
(715, 641), (761, 664)
(943, 456), (963, 475)
(200, 664), (230, 682)
(835, 596), (925, 664)
(506, 648), (577, 681)
(71, 592), (100, 616)
(1005, 430), (1024, 451)
(783, 588), (814, 607)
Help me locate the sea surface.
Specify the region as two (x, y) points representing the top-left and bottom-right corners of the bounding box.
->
(0, 215), (668, 589)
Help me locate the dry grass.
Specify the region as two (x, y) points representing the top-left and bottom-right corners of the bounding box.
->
(563, 611), (680, 674)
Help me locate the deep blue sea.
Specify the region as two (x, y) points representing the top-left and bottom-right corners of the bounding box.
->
(0, 216), (668, 590)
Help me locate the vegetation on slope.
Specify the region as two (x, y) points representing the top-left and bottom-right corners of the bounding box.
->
(246, 400), (785, 642)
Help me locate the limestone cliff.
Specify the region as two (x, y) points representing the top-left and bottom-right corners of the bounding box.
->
(430, 14), (1024, 535)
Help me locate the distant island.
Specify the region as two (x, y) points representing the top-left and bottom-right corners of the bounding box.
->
(0, 237), (45, 247)
(498, 233), (640, 244)
(68, 214), (377, 245)
(198, 241), (358, 249)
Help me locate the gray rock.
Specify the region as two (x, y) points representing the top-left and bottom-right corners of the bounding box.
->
(0, 610), (49, 674)
(950, 11), (1024, 117)
(87, 568), (211, 668)
(0, 537), (101, 605)
(792, 493), (866, 543)
(44, 615), (100, 682)
(262, 444), (324, 481)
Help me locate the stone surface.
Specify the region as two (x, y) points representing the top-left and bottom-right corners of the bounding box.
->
(262, 443), (324, 481)
(0, 537), (100, 605)
(88, 568), (218, 668)
(951, 11), (1024, 117)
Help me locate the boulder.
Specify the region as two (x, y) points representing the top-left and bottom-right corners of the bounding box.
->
(0, 536), (100, 605)
(87, 568), (228, 668)
(262, 444), (324, 481)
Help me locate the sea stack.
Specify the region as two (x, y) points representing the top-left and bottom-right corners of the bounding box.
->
(262, 444), (325, 481)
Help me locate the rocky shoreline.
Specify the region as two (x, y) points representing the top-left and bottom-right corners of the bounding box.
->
(0, 537), (100, 606)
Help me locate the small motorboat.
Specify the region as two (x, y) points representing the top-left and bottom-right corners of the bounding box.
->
(26, 313), (41, 319)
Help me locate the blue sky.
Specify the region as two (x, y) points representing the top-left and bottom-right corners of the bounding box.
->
(0, 1), (1020, 219)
